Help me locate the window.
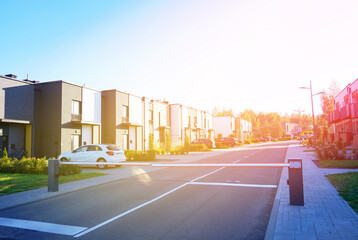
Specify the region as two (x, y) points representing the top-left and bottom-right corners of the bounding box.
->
(75, 146), (87, 152)
(72, 100), (80, 115)
(122, 106), (128, 117)
(87, 145), (102, 151)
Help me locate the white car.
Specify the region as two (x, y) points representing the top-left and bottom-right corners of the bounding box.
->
(59, 144), (126, 169)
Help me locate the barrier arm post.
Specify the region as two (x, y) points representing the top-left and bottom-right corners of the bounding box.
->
(48, 159), (60, 192)
(288, 159), (304, 206)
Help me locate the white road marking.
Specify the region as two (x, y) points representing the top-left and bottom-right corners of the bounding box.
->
(189, 167), (226, 182)
(188, 182), (277, 188)
(74, 182), (189, 238)
(0, 217), (87, 236)
(75, 163), (232, 237)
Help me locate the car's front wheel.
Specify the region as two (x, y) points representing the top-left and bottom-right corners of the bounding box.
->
(97, 158), (107, 169)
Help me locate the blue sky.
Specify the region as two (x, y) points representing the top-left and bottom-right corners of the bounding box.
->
(1, 0), (358, 115)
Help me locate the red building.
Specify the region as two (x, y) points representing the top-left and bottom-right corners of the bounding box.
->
(328, 78), (358, 147)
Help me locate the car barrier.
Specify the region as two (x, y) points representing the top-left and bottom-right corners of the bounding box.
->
(47, 158), (304, 206)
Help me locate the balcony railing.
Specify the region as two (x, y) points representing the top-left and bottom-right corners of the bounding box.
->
(340, 105), (350, 120)
(351, 103), (358, 118)
(71, 114), (81, 122)
(333, 109), (341, 122)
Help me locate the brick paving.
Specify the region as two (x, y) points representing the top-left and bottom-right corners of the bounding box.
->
(269, 143), (358, 240)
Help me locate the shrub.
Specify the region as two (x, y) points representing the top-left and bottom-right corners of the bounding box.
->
(190, 144), (211, 152)
(124, 150), (156, 161)
(0, 156), (81, 176)
(215, 142), (229, 149)
(244, 139), (252, 144)
(251, 139), (260, 143)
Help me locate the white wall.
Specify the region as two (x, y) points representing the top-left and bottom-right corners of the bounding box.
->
(129, 95), (143, 125)
(144, 98), (150, 150)
(170, 105), (181, 145)
(181, 106), (189, 139)
(82, 87), (101, 123)
(213, 116), (233, 137)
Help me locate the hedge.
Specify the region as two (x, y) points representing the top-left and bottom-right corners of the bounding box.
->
(124, 150), (156, 161)
(0, 157), (81, 176)
(190, 144), (211, 152)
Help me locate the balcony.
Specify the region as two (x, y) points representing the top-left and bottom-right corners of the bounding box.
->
(333, 109), (341, 122)
(351, 103), (358, 118)
(71, 114), (81, 122)
(340, 105), (350, 120)
(122, 117), (129, 123)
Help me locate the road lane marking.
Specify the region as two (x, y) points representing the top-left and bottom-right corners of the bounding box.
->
(190, 167), (226, 182)
(75, 164), (232, 237)
(0, 217), (87, 236)
(74, 182), (189, 238)
(188, 182), (277, 188)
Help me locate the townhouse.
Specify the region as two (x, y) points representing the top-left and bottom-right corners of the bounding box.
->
(235, 118), (252, 141)
(213, 116), (236, 138)
(328, 78), (358, 147)
(102, 90), (145, 151)
(34, 81), (101, 157)
(1, 73), (251, 157)
(170, 104), (214, 146)
(0, 74), (36, 157)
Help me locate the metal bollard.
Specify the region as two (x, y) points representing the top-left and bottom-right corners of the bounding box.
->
(287, 159), (304, 206)
(48, 159), (60, 192)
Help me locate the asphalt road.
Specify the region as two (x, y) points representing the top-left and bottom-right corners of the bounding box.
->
(0, 142), (288, 240)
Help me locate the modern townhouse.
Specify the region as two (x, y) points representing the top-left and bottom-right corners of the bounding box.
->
(0, 74), (37, 157)
(328, 78), (358, 147)
(34, 81), (101, 157)
(150, 100), (170, 148)
(102, 90), (148, 151)
(235, 118), (252, 141)
(170, 104), (190, 146)
(213, 116), (236, 137)
(170, 104), (214, 146)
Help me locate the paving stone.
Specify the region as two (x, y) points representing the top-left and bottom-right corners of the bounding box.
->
(269, 143), (358, 240)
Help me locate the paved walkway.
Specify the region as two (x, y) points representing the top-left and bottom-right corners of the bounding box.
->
(266, 143), (358, 240)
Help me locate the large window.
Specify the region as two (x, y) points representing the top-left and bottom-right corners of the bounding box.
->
(71, 100), (81, 121)
(72, 100), (80, 115)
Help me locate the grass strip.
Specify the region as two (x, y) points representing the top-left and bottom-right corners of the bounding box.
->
(0, 172), (106, 196)
(327, 172), (358, 213)
(318, 160), (358, 169)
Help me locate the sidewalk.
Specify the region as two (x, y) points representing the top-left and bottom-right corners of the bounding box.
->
(265, 143), (358, 240)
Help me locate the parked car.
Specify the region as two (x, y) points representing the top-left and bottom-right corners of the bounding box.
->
(58, 144), (126, 169)
(215, 137), (239, 147)
(191, 138), (215, 149)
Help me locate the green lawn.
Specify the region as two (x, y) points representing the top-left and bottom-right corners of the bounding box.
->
(327, 172), (358, 213)
(0, 172), (106, 196)
(318, 160), (358, 168)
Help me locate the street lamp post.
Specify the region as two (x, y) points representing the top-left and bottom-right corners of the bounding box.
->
(299, 81), (323, 149)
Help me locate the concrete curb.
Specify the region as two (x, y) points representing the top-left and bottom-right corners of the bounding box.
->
(264, 143), (291, 240)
